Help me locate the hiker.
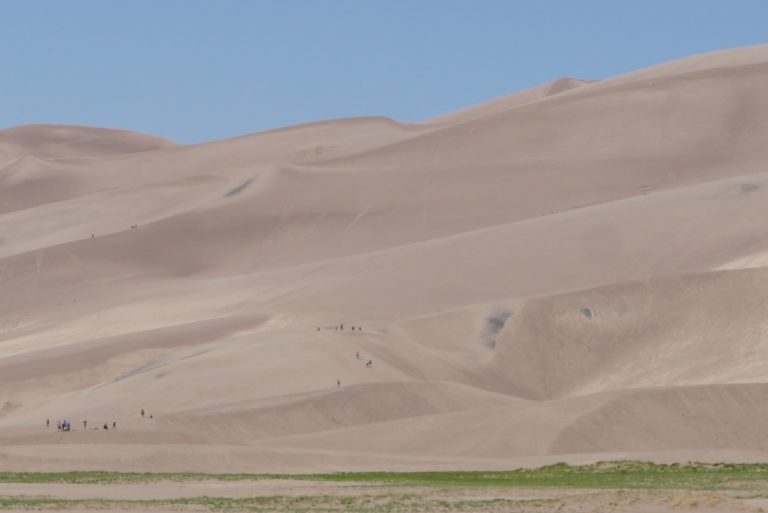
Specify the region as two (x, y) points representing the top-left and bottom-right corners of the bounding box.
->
(340, 322), (344, 330)
(46, 418), (50, 428)
(141, 408), (145, 418)
(356, 352), (360, 359)
(366, 360), (373, 368)
(83, 420), (87, 430)
(337, 378), (341, 388)
(112, 419), (117, 429)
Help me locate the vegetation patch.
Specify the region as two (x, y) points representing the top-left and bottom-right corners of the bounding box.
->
(0, 494), (529, 512)
(2, 461), (768, 490)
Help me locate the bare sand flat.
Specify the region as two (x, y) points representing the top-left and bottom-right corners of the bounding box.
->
(1, 479), (767, 513)
(3, 44), (768, 481)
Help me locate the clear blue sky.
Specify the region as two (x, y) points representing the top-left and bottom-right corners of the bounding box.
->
(2, 0), (766, 143)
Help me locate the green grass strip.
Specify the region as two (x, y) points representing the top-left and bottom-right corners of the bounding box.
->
(0, 461), (767, 490)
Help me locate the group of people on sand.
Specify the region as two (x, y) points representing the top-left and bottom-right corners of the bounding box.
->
(315, 321), (374, 389)
(355, 351), (373, 368)
(317, 322), (363, 332)
(47, 409), (152, 432)
(50, 418), (116, 431)
(337, 352), (375, 388)
(54, 419), (71, 432)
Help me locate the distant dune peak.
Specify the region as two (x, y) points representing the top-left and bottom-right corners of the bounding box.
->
(426, 76), (597, 125)
(545, 76), (597, 96)
(0, 123), (177, 160)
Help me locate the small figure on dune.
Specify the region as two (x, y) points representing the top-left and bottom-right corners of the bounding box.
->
(83, 419), (87, 430)
(103, 423), (109, 430)
(112, 419), (117, 429)
(337, 378), (341, 388)
(366, 360), (373, 368)
(355, 352), (360, 359)
(46, 418), (50, 428)
(141, 408), (145, 418)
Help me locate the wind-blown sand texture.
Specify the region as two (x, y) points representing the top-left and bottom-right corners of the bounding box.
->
(3, 44), (768, 472)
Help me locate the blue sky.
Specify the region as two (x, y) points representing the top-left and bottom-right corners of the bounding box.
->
(2, 0), (766, 143)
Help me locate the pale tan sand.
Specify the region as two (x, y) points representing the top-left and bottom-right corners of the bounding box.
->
(2, 44), (768, 474)
(0, 481), (766, 513)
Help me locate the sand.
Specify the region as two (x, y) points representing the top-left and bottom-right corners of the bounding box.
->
(2, 44), (768, 477)
(1, 480), (767, 513)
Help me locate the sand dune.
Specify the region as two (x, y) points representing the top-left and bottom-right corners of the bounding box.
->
(426, 76), (596, 125)
(269, 382), (768, 461)
(2, 45), (768, 472)
(0, 124), (176, 163)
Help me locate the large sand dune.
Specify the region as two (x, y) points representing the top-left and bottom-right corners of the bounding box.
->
(3, 45), (768, 471)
